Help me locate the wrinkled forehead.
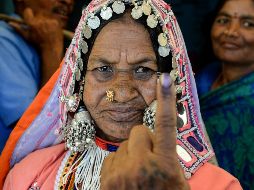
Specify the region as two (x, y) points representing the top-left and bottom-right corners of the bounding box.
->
(87, 12), (158, 65)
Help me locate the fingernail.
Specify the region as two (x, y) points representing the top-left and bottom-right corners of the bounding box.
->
(160, 73), (172, 95)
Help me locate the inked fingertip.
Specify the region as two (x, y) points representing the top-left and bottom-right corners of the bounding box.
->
(159, 73), (172, 95)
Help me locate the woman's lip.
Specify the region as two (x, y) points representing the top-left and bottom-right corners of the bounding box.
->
(55, 14), (68, 21)
(221, 42), (240, 49)
(104, 110), (143, 122)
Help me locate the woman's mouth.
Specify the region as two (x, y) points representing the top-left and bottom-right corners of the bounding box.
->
(221, 41), (241, 50)
(105, 110), (143, 122)
(52, 6), (70, 20)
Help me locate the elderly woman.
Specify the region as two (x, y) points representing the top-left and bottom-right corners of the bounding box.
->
(0, 0), (242, 189)
(196, 0), (254, 189)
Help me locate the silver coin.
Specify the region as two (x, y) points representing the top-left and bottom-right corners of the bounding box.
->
(158, 46), (170, 57)
(82, 25), (92, 39)
(81, 41), (88, 54)
(77, 58), (83, 71)
(87, 15), (100, 29)
(147, 14), (158, 28)
(112, 1), (125, 14)
(76, 69), (81, 81)
(158, 33), (167, 47)
(142, 1), (151, 16)
(172, 56), (177, 69)
(131, 6), (143, 19)
(100, 6), (113, 20)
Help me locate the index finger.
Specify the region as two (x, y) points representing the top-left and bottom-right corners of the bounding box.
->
(153, 73), (177, 157)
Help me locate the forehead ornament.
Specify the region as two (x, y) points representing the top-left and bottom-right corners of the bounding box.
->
(80, 41), (88, 54)
(131, 3), (143, 19)
(158, 32), (168, 47)
(147, 14), (158, 28)
(87, 14), (100, 29)
(112, 1), (126, 14)
(142, 0), (152, 15)
(100, 6), (113, 20)
(158, 46), (171, 57)
(82, 25), (92, 39)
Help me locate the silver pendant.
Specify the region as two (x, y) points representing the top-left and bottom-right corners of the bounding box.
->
(82, 25), (92, 39)
(172, 56), (177, 69)
(158, 33), (167, 47)
(76, 68), (81, 81)
(158, 46), (170, 57)
(77, 58), (83, 71)
(147, 14), (158, 28)
(131, 6), (143, 19)
(142, 1), (151, 16)
(87, 15), (100, 29)
(81, 40), (88, 54)
(112, 1), (125, 14)
(100, 6), (113, 20)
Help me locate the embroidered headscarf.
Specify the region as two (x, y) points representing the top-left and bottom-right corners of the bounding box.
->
(0, 0), (213, 186)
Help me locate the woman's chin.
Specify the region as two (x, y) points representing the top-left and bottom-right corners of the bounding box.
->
(95, 123), (139, 143)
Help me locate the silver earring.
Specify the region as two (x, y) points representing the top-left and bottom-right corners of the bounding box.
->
(143, 100), (157, 132)
(65, 106), (96, 152)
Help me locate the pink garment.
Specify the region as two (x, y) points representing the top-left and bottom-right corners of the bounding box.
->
(3, 143), (242, 190)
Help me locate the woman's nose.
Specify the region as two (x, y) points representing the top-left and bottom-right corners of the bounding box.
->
(224, 21), (240, 37)
(112, 78), (138, 103)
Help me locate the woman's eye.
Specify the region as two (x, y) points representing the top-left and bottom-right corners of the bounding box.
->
(135, 66), (153, 73)
(134, 66), (156, 80)
(96, 66), (113, 72)
(242, 21), (254, 28)
(215, 17), (229, 25)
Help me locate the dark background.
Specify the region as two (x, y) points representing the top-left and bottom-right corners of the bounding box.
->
(0, 0), (220, 72)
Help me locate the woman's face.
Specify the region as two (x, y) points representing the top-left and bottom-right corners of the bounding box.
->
(211, 0), (254, 66)
(83, 19), (158, 142)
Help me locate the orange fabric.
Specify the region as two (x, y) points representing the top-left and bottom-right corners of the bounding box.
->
(0, 62), (63, 189)
(3, 143), (242, 190)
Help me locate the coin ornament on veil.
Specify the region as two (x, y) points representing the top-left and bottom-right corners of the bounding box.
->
(158, 46), (170, 57)
(147, 14), (158, 28)
(77, 57), (84, 71)
(81, 40), (88, 54)
(82, 25), (92, 39)
(131, 5), (143, 19)
(158, 33), (168, 47)
(87, 14), (100, 29)
(100, 6), (113, 20)
(142, 1), (152, 16)
(172, 56), (178, 69)
(75, 68), (81, 81)
(112, 1), (125, 14)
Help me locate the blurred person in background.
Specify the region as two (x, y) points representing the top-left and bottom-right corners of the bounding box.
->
(0, 0), (74, 153)
(196, 0), (254, 189)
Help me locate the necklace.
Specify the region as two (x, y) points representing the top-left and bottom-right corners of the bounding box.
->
(55, 137), (119, 190)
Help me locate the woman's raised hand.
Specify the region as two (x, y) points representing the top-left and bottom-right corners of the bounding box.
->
(101, 73), (190, 190)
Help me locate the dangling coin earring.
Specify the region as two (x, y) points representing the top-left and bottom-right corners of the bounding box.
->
(106, 90), (114, 102)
